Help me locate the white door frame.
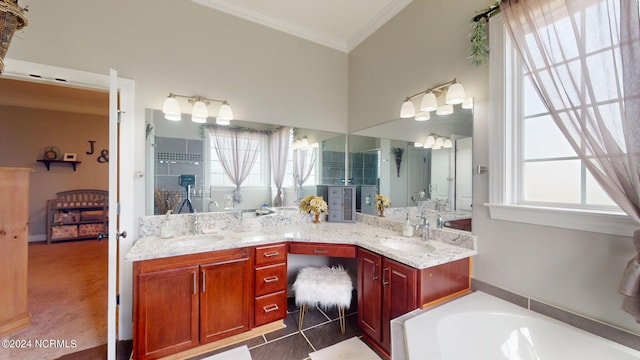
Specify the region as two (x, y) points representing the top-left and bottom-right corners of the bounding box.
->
(4, 59), (135, 360)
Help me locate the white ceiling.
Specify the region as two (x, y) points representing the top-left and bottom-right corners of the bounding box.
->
(191, 0), (413, 52)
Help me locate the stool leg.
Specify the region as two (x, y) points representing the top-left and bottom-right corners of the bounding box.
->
(338, 306), (346, 335)
(298, 304), (307, 331)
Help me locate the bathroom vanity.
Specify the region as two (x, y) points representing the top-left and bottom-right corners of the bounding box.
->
(127, 212), (476, 359)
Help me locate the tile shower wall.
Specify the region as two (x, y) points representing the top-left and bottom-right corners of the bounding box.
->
(321, 150), (345, 185)
(154, 136), (204, 214)
(350, 151), (378, 185)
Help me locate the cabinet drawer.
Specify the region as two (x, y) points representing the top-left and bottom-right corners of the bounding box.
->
(255, 263), (287, 297)
(328, 211), (344, 222)
(288, 242), (356, 258)
(254, 291), (287, 326)
(255, 243), (287, 266)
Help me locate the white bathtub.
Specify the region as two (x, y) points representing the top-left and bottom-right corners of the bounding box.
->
(391, 291), (640, 360)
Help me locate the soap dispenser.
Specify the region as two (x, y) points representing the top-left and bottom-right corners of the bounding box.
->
(402, 213), (414, 237)
(160, 210), (174, 238)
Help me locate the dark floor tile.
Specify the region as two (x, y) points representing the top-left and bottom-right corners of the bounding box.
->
(320, 291), (358, 320)
(56, 344), (106, 360)
(117, 340), (132, 360)
(303, 313), (361, 350)
(190, 336), (266, 359)
(265, 307), (330, 341)
(250, 333), (313, 360)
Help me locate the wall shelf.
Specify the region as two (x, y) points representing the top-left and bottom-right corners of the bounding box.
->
(37, 159), (81, 171)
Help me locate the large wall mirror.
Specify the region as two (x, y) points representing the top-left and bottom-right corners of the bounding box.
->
(348, 105), (473, 218)
(144, 109), (346, 215)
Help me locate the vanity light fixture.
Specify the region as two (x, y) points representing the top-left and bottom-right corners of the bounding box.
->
(399, 78), (466, 120)
(462, 97), (474, 109)
(162, 93), (234, 125)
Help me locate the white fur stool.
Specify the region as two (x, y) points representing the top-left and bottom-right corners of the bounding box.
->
(292, 266), (353, 334)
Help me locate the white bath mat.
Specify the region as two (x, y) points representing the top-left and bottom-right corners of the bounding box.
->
(309, 337), (382, 360)
(201, 345), (252, 360)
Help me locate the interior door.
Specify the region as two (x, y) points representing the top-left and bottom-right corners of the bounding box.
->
(107, 69), (119, 360)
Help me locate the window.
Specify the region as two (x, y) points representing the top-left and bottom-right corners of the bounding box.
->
(488, 12), (633, 236)
(209, 130), (268, 187)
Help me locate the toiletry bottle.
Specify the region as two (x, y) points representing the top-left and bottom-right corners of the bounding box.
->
(403, 214), (414, 237)
(160, 210), (174, 238)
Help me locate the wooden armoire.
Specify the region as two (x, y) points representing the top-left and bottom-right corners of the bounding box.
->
(0, 167), (31, 336)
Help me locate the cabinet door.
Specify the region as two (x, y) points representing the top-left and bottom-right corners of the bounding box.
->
(357, 248), (382, 342)
(135, 265), (199, 360)
(381, 258), (417, 352)
(199, 257), (252, 343)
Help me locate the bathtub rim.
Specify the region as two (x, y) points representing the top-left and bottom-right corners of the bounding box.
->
(390, 290), (640, 360)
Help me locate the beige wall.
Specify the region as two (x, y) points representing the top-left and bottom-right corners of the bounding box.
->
(0, 106), (108, 239)
(9, 0), (348, 133)
(348, 0), (639, 334)
(5, 0), (639, 338)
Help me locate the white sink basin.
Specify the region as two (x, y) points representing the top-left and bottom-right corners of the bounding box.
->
(381, 239), (434, 254)
(164, 235), (225, 247)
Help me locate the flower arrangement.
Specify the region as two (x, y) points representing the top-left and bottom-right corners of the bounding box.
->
(299, 195), (328, 214)
(376, 194), (391, 211)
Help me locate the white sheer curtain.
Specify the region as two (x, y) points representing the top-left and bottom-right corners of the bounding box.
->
(501, 0), (640, 322)
(294, 147), (318, 200)
(270, 127), (291, 207)
(208, 127), (262, 204)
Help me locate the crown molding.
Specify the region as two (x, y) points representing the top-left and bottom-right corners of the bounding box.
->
(347, 0), (412, 52)
(192, 0), (412, 53)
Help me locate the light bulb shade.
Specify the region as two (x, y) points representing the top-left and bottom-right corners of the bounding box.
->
(415, 111), (431, 121)
(217, 103), (233, 125)
(434, 137), (444, 149)
(462, 97), (474, 109)
(420, 92), (438, 112)
(443, 138), (453, 148)
(436, 104), (454, 115)
(162, 97), (181, 121)
(400, 100), (416, 119)
(425, 135), (436, 147)
(191, 100), (209, 123)
(445, 83), (465, 104)
(414, 142), (423, 147)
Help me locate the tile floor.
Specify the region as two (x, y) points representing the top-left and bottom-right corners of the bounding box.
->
(61, 294), (385, 360)
(191, 293), (384, 360)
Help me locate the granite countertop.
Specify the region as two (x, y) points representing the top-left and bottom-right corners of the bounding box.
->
(126, 218), (477, 269)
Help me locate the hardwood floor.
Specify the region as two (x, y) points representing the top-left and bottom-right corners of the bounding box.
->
(0, 240), (108, 360)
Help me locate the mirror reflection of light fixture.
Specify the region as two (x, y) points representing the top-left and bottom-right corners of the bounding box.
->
(162, 93), (234, 125)
(414, 142), (424, 147)
(462, 97), (474, 109)
(436, 104), (454, 116)
(415, 111), (431, 121)
(399, 78), (467, 120)
(443, 138), (453, 148)
(425, 135), (436, 148)
(433, 137), (444, 149)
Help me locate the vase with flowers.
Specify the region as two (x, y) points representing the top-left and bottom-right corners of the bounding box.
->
(299, 195), (328, 224)
(376, 194), (391, 217)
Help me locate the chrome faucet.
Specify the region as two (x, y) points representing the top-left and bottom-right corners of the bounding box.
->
(415, 212), (429, 240)
(207, 200), (219, 212)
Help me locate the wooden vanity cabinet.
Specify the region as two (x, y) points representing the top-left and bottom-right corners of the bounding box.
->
(357, 247), (470, 354)
(253, 243), (288, 327)
(133, 248), (252, 360)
